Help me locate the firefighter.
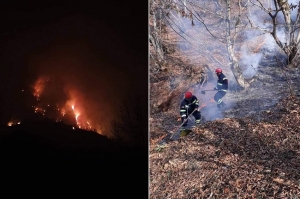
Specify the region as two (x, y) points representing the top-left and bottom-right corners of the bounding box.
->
(214, 68), (228, 108)
(180, 91), (201, 129)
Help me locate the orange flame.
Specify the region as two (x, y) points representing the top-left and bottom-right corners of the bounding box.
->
(33, 76), (49, 99)
(30, 75), (100, 134)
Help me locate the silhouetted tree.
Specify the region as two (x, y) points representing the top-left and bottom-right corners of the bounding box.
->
(111, 92), (148, 148)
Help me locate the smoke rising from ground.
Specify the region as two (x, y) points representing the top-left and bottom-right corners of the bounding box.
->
(165, 0), (293, 121)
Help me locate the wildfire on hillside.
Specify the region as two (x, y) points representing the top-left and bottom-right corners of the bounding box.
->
(8, 75), (99, 133)
(33, 75), (49, 100)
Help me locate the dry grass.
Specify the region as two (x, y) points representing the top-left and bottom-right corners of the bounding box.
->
(149, 1), (300, 198)
(150, 96), (300, 198)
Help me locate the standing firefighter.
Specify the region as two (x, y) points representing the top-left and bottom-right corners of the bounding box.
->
(180, 91), (201, 129)
(214, 68), (228, 108)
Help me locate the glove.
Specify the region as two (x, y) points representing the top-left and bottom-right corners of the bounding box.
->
(214, 87), (218, 90)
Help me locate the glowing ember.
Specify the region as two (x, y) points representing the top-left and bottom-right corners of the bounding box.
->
(7, 120), (21, 126)
(61, 108), (66, 116)
(34, 107), (46, 114)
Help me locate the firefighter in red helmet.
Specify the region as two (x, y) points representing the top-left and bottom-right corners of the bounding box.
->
(179, 91), (201, 129)
(214, 68), (228, 108)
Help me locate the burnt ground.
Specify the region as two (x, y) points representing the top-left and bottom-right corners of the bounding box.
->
(222, 52), (300, 120)
(151, 49), (300, 142)
(150, 1), (300, 197)
(150, 94), (300, 198)
(150, 45), (300, 198)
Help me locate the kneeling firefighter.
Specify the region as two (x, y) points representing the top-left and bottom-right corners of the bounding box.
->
(179, 91), (201, 129)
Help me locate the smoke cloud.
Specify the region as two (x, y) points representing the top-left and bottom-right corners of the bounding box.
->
(164, 0), (293, 121)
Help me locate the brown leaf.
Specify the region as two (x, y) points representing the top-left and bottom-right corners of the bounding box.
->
(273, 177), (284, 184)
(223, 187), (230, 194)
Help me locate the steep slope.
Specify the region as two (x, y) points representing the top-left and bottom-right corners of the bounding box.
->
(150, 10), (300, 199)
(150, 95), (300, 198)
(150, 31), (300, 144)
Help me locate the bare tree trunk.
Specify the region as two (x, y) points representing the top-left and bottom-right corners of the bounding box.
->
(248, 0), (300, 65)
(149, 34), (164, 63)
(276, 0), (296, 64)
(150, 0), (165, 68)
(295, 3), (300, 44)
(225, 0), (248, 89)
(293, 6), (300, 44)
(152, 11), (165, 61)
(278, 0), (291, 39)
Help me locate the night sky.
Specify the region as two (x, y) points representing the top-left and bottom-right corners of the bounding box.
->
(0, 2), (148, 138)
(0, 1), (148, 197)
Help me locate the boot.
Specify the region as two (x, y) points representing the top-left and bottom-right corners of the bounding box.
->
(217, 102), (224, 109)
(220, 101), (225, 108)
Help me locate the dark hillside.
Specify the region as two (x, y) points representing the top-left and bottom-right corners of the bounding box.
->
(0, 119), (148, 198)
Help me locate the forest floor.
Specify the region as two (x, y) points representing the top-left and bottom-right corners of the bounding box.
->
(150, 36), (300, 199)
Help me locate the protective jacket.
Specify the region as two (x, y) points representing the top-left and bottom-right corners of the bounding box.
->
(216, 73), (228, 92)
(180, 95), (199, 118)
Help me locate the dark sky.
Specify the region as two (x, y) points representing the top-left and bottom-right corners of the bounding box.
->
(0, 2), (148, 137)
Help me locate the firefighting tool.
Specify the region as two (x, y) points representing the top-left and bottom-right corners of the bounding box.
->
(170, 109), (197, 140)
(201, 89), (218, 94)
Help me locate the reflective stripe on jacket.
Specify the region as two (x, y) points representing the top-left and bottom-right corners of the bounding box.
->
(179, 95), (199, 117)
(216, 73), (228, 92)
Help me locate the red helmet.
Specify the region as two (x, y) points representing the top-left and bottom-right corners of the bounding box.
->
(185, 91), (192, 99)
(215, 68), (222, 73)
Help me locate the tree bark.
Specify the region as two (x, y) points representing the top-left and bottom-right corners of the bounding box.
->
(225, 0), (248, 89)
(150, 0), (165, 67)
(278, 0), (291, 39)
